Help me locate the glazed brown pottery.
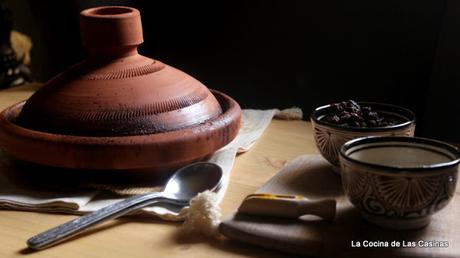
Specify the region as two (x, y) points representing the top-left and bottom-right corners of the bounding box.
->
(0, 6), (241, 173)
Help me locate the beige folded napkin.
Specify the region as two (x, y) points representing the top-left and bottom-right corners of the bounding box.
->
(0, 108), (302, 223)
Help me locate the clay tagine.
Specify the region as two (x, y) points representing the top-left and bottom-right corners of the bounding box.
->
(0, 6), (241, 173)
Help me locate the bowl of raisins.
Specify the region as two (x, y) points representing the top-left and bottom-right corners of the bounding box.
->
(310, 100), (416, 172)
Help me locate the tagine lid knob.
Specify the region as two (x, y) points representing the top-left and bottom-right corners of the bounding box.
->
(79, 6), (143, 51)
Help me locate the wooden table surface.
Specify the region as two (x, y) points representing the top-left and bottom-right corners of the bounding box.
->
(0, 84), (318, 258)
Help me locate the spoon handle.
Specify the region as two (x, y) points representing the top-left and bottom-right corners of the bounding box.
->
(27, 192), (171, 250)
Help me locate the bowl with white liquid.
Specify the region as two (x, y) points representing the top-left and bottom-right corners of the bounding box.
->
(339, 136), (460, 230)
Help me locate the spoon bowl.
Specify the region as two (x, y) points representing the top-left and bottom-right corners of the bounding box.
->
(164, 162), (223, 201)
(27, 162), (223, 250)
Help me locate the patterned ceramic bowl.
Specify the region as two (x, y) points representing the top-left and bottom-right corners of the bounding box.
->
(310, 102), (416, 172)
(340, 136), (460, 230)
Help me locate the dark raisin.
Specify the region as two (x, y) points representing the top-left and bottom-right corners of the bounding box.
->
(368, 120), (377, 126)
(331, 103), (341, 113)
(350, 113), (364, 122)
(367, 111), (378, 119)
(339, 113), (352, 123)
(351, 121), (361, 127)
(330, 115), (340, 123)
(361, 106), (371, 116)
(324, 100), (392, 128)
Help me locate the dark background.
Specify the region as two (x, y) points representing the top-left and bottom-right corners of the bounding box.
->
(4, 0), (460, 141)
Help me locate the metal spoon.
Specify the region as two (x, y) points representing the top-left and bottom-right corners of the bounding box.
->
(27, 162), (223, 250)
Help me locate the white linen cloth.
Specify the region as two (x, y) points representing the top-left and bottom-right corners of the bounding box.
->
(0, 108), (302, 221)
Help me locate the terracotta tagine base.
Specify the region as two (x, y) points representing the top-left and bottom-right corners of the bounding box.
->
(0, 6), (241, 175)
(0, 90), (240, 173)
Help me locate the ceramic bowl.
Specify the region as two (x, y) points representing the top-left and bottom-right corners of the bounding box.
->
(339, 136), (460, 230)
(310, 102), (416, 172)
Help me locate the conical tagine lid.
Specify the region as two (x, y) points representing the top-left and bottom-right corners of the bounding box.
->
(17, 6), (222, 136)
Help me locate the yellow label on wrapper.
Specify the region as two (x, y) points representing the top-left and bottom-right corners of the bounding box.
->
(245, 193), (304, 200)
